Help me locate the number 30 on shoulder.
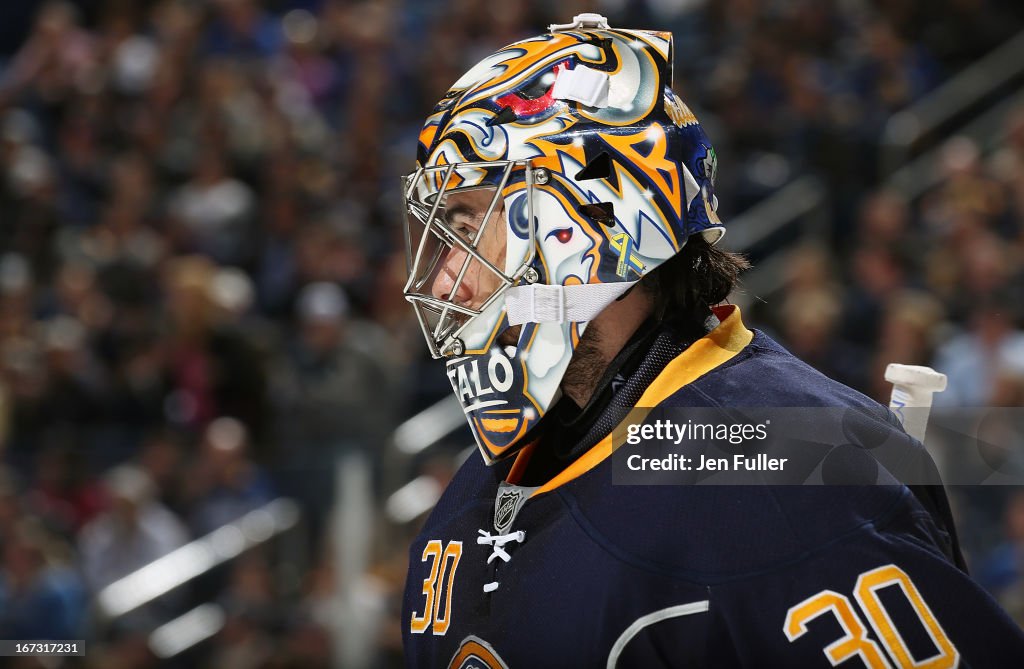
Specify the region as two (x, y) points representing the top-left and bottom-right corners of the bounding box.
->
(784, 564), (958, 668)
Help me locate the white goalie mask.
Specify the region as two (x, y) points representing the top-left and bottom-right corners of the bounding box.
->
(403, 15), (725, 463)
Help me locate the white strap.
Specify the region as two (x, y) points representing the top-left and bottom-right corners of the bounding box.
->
(504, 281), (637, 326)
(552, 65), (609, 108)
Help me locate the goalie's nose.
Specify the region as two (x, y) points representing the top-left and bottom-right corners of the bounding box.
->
(431, 248), (475, 306)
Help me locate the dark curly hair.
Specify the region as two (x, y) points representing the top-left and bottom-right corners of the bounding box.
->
(641, 235), (750, 334)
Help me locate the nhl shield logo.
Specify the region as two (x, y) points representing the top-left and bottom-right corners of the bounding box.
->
(493, 489), (522, 534)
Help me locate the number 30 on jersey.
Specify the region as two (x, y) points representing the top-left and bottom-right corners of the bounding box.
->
(411, 540), (463, 635)
(784, 564), (958, 668)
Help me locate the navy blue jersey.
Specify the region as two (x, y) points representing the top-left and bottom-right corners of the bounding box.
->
(403, 307), (1024, 668)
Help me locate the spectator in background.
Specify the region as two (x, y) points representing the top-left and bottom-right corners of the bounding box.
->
(271, 282), (395, 551)
(760, 244), (867, 390)
(840, 243), (908, 350)
(854, 19), (941, 119)
(990, 111), (1024, 249)
(977, 490), (1024, 625)
(934, 298), (1024, 407)
(184, 416), (274, 537)
(856, 188), (921, 256)
(208, 551), (281, 669)
(991, 372), (1024, 409)
(137, 428), (188, 515)
(253, 190), (302, 318)
(27, 442), (105, 535)
(38, 315), (106, 429)
(161, 255), (268, 443)
(0, 1), (96, 108)
(921, 137), (1012, 240)
(778, 285), (867, 391)
(866, 290), (947, 402)
(78, 464), (188, 626)
(168, 148), (255, 265)
(0, 518), (87, 640)
(204, 0), (281, 59)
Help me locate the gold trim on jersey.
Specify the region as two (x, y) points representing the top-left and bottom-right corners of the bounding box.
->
(507, 304), (753, 497)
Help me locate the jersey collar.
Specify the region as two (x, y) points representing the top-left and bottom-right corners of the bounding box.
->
(506, 304), (753, 497)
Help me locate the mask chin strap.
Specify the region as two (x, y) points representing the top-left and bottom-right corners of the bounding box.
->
(503, 281), (638, 326)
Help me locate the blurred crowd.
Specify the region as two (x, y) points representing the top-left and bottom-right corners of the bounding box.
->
(0, 0), (1023, 666)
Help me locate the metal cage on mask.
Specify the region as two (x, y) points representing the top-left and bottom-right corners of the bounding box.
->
(401, 159), (539, 359)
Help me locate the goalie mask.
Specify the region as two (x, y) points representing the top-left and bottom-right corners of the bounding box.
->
(402, 14), (725, 464)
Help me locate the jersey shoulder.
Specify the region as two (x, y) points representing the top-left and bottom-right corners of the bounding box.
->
(667, 329), (895, 414)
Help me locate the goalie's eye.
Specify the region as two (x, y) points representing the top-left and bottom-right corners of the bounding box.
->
(546, 227), (574, 244)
